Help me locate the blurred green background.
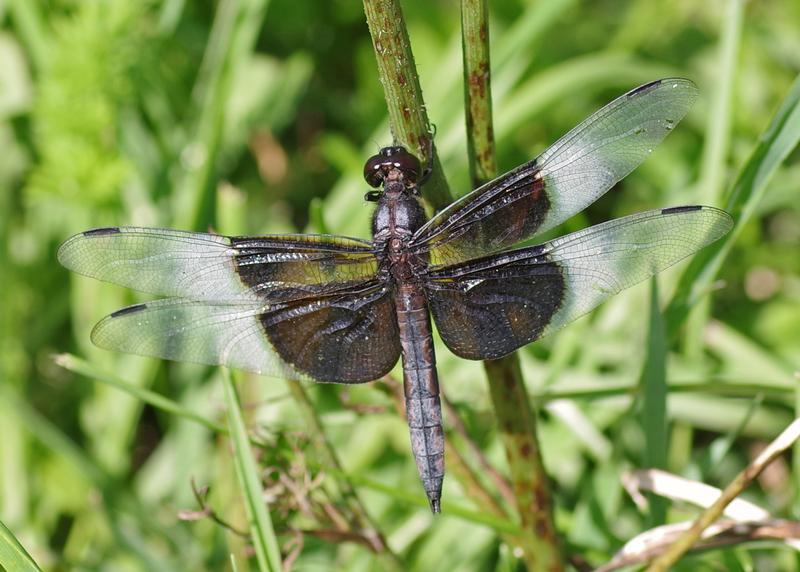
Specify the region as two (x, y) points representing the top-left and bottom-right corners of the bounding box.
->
(1, 0), (799, 570)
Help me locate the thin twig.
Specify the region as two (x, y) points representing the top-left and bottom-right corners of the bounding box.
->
(646, 417), (800, 570)
(177, 478), (250, 538)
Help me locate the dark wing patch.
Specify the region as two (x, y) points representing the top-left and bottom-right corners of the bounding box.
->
(262, 284), (400, 382)
(426, 249), (564, 360)
(425, 206), (732, 360)
(412, 78), (699, 266)
(91, 282), (400, 383)
(58, 227), (378, 304)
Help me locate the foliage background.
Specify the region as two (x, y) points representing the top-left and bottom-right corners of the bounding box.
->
(1, 0), (798, 570)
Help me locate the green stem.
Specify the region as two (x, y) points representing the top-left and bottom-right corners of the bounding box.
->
(6, 0), (48, 71)
(362, 0), (451, 211)
(364, 0), (526, 529)
(485, 359), (563, 571)
(461, 0), (496, 187)
(462, 1), (563, 569)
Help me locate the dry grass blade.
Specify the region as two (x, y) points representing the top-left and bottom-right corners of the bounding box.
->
(598, 520), (800, 572)
(644, 417), (800, 570)
(622, 469), (770, 520)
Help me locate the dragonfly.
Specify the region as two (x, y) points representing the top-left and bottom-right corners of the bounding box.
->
(59, 78), (732, 513)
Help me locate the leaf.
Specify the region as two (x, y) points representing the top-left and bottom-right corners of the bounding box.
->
(640, 278), (668, 526)
(221, 368), (282, 572)
(0, 519), (43, 572)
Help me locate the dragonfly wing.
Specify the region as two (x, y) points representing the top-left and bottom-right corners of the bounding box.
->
(91, 281), (400, 383)
(58, 227), (379, 304)
(425, 206), (732, 360)
(413, 78), (699, 265)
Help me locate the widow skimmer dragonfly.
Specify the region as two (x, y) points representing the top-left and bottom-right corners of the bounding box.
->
(59, 78), (732, 513)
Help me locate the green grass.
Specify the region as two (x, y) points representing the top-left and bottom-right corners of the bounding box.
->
(1, 1), (799, 570)
(221, 369), (281, 571)
(0, 518), (43, 572)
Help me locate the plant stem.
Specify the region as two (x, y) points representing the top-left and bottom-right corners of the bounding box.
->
(363, 0), (524, 527)
(462, 2), (563, 570)
(484, 359), (563, 571)
(461, 0), (496, 187)
(362, 0), (451, 211)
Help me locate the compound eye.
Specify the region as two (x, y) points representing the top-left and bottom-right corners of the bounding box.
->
(363, 154), (385, 187)
(363, 146), (422, 186)
(392, 150), (421, 183)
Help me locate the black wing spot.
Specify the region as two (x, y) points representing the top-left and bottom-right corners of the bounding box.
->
(83, 227), (121, 237)
(627, 79), (663, 97)
(662, 205), (702, 215)
(110, 303), (148, 318)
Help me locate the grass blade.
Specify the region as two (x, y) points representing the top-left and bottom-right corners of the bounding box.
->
(221, 369), (282, 572)
(174, 0), (270, 230)
(6, 0), (48, 71)
(683, 0), (744, 357)
(54, 353), (230, 437)
(0, 519), (43, 572)
(640, 279), (668, 526)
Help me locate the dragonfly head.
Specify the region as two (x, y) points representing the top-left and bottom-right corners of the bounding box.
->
(363, 146), (422, 191)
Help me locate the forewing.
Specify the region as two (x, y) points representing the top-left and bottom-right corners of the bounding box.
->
(426, 206), (732, 360)
(413, 78), (699, 265)
(58, 227), (378, 304)
(91, 282), (400, 383)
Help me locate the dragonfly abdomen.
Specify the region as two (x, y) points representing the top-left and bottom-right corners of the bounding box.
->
(395, 283), (444, 513)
